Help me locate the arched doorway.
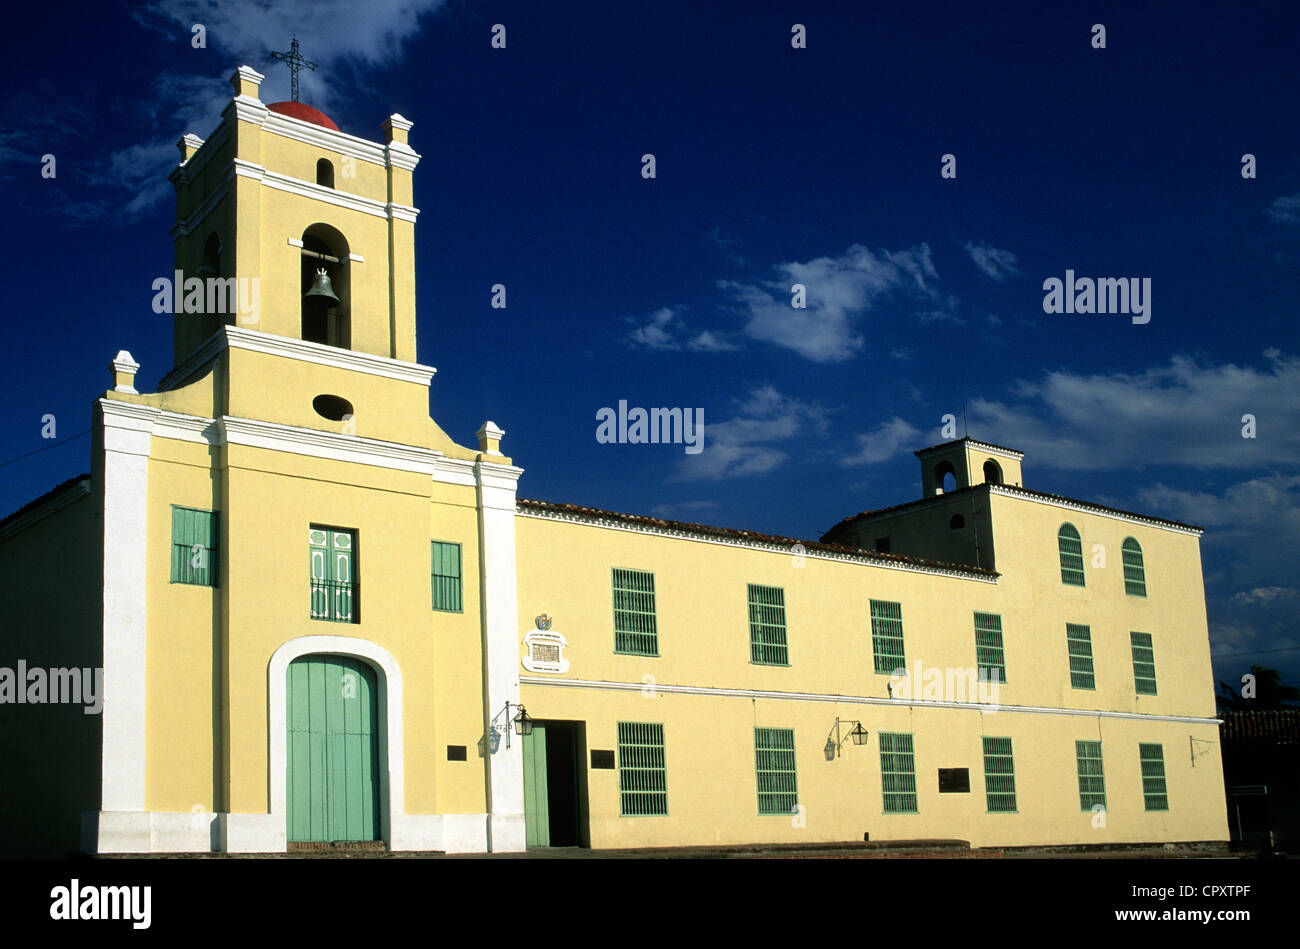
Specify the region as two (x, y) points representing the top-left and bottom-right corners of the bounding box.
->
(286, 654), (382, 842)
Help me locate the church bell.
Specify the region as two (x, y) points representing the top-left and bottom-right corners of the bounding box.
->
(304, 267), (340, 306)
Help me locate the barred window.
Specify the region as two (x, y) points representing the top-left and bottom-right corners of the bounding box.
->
(870, 599), (906, 675)
(1075, 740), (1106, 811)
(1130, 632), (1157, 695)
(1058, 523), (1085, 586)
(982, 736), (1017, 813)
(754, 727), (798, 815)
(1139, 743), (1169, 811)
(612, 568), (658, 656)
(974, 612), (1007, 683)
(748, 584), (789, 665)
(1067, 623), (1096, 690)
(617, 722), (667, 816)
(1122, 537), (1147, 597)
(879, 732), (919, 813)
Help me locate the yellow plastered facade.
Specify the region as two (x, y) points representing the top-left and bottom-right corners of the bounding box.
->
(0, 67), (1228, 856)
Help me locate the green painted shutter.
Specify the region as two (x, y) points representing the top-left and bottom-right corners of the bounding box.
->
(974, 611), (1006, 683)
(748, 584), (789, 665)
(522, 724), (550, 846)
(1058, 523), (1085, 586)
(1139, 743), (1169, 811)
(431, 541), (463, 612)
(1122, 538), (1147, 597)
(1067, 623), (1096, 689)
(879, 731), (918, 813)
(309, 529), (330, 619)
(1075, 740), (1106, 811)
(310, 528), (356, 622)
(1131, 632), (1157, 695)
(754, 727), (798, 815)
(982, 736), (1017, 813)
(330, 530), (354, 622)
(171, 506), (217, 586)
(286, 655), (380, 842)
(870, 600), (906, 674)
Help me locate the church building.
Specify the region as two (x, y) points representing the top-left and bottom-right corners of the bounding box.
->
(0, 66), (1230, 855)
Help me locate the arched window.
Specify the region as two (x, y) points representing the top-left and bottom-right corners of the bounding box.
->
(949, 514), (965, 530)
(983, 459), (1003, 484)
(300, 223), (350, 349)
(1121, 538), (1147, 597)
(1058, 523), (1085, 586)
(317, 158), (335, 188)
(934, 461), (958, 495)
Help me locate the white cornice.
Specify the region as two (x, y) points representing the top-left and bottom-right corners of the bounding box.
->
(966, 439), (1024, 460)
(220, 416), (442, 474)
(989, 484), (1203, 536)
(518, 676), (1221, 726)
(0, 477), (92, 544)
(432, 456), (477, 486)
(157, 326), (437, 391)
(516, 507), (996, 583)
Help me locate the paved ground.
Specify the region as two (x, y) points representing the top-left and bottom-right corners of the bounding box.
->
(91, 840), (1258, 859)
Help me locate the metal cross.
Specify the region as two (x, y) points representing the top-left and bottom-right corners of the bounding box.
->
(270, 36), (317, 103)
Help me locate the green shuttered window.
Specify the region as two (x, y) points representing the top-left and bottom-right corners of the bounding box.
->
(870, 599), (906, 675)
(748, 584), (789, 665)
(310, 527), (357, 623)
(612, 568), (658, 656)
(1131, 632), (1157, 695)
(974, 611), (1007, 683)
(1067, 623), (1096, 690)
(1139, 743), (1169, 811)
(170, 506), (217, 586)
(982, 737), (1017, 813)
(430, 541), (462, 612)
(754, 727), (798, 815)
(617, 722), (667, 816)
(879, 731), (918, 813)
(1058, 523), (1085, 586)
(1122, 538), (1147, 597)
(1076, 740), (1106, 811)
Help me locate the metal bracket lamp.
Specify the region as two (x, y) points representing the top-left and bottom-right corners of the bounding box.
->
(488, 701), (534, 752)
(824, 718), (869, 760)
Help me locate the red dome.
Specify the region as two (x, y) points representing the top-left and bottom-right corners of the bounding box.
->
(266, 101), (339, 131)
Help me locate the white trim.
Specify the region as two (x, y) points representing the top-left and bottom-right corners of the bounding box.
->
(989, 484), (1203, 536)
(917, 439), (1025, 460)
(522, 630), (569, 674)
(477, 460), (526, 852)
(158, 325), (437, 391)
(433, 456), (478, 486)
(518, 676), (1223, 726)
(267, 636), (402, 853)
(516, 507), (997, 582)
(0, 477), (91, 543)
(220, 416), (442, 475)
(98, 400), (157, 813)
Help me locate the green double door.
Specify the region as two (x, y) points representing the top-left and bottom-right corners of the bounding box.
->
(287, 655), (381, 842)
(523, 722), (585, 848)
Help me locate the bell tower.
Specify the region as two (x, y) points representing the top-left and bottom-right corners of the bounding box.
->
(916, 438), (1024, 497)
(168, 65), (420, 369)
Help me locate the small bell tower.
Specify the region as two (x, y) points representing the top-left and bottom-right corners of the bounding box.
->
(168, 61), (421, 370)
(916, 438), (1024, 497)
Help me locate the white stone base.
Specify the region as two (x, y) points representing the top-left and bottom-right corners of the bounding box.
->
(488, 812), (526, 853)
(81, 810), (496, 854)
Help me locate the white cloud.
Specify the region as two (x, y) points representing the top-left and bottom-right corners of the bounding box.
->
(964, 240), (1019, 281)
(671, 386), (828, 481)
(626, 307), (740, 352)
(966, 350), (1300, 470)
(720, 242), (943, 363)
(1266, 192), (1300, 225)
(841, 417), (924, 466)
(1232, 586), (1298, 605)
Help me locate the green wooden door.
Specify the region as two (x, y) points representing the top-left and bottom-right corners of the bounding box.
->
(522, 723), (549, 847)
(287, 655), (381, 842)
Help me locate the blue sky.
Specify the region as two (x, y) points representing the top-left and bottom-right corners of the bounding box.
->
(2, 0), (1298, 690)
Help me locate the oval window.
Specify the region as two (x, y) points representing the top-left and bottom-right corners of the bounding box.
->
(313, 394), (353, 421)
